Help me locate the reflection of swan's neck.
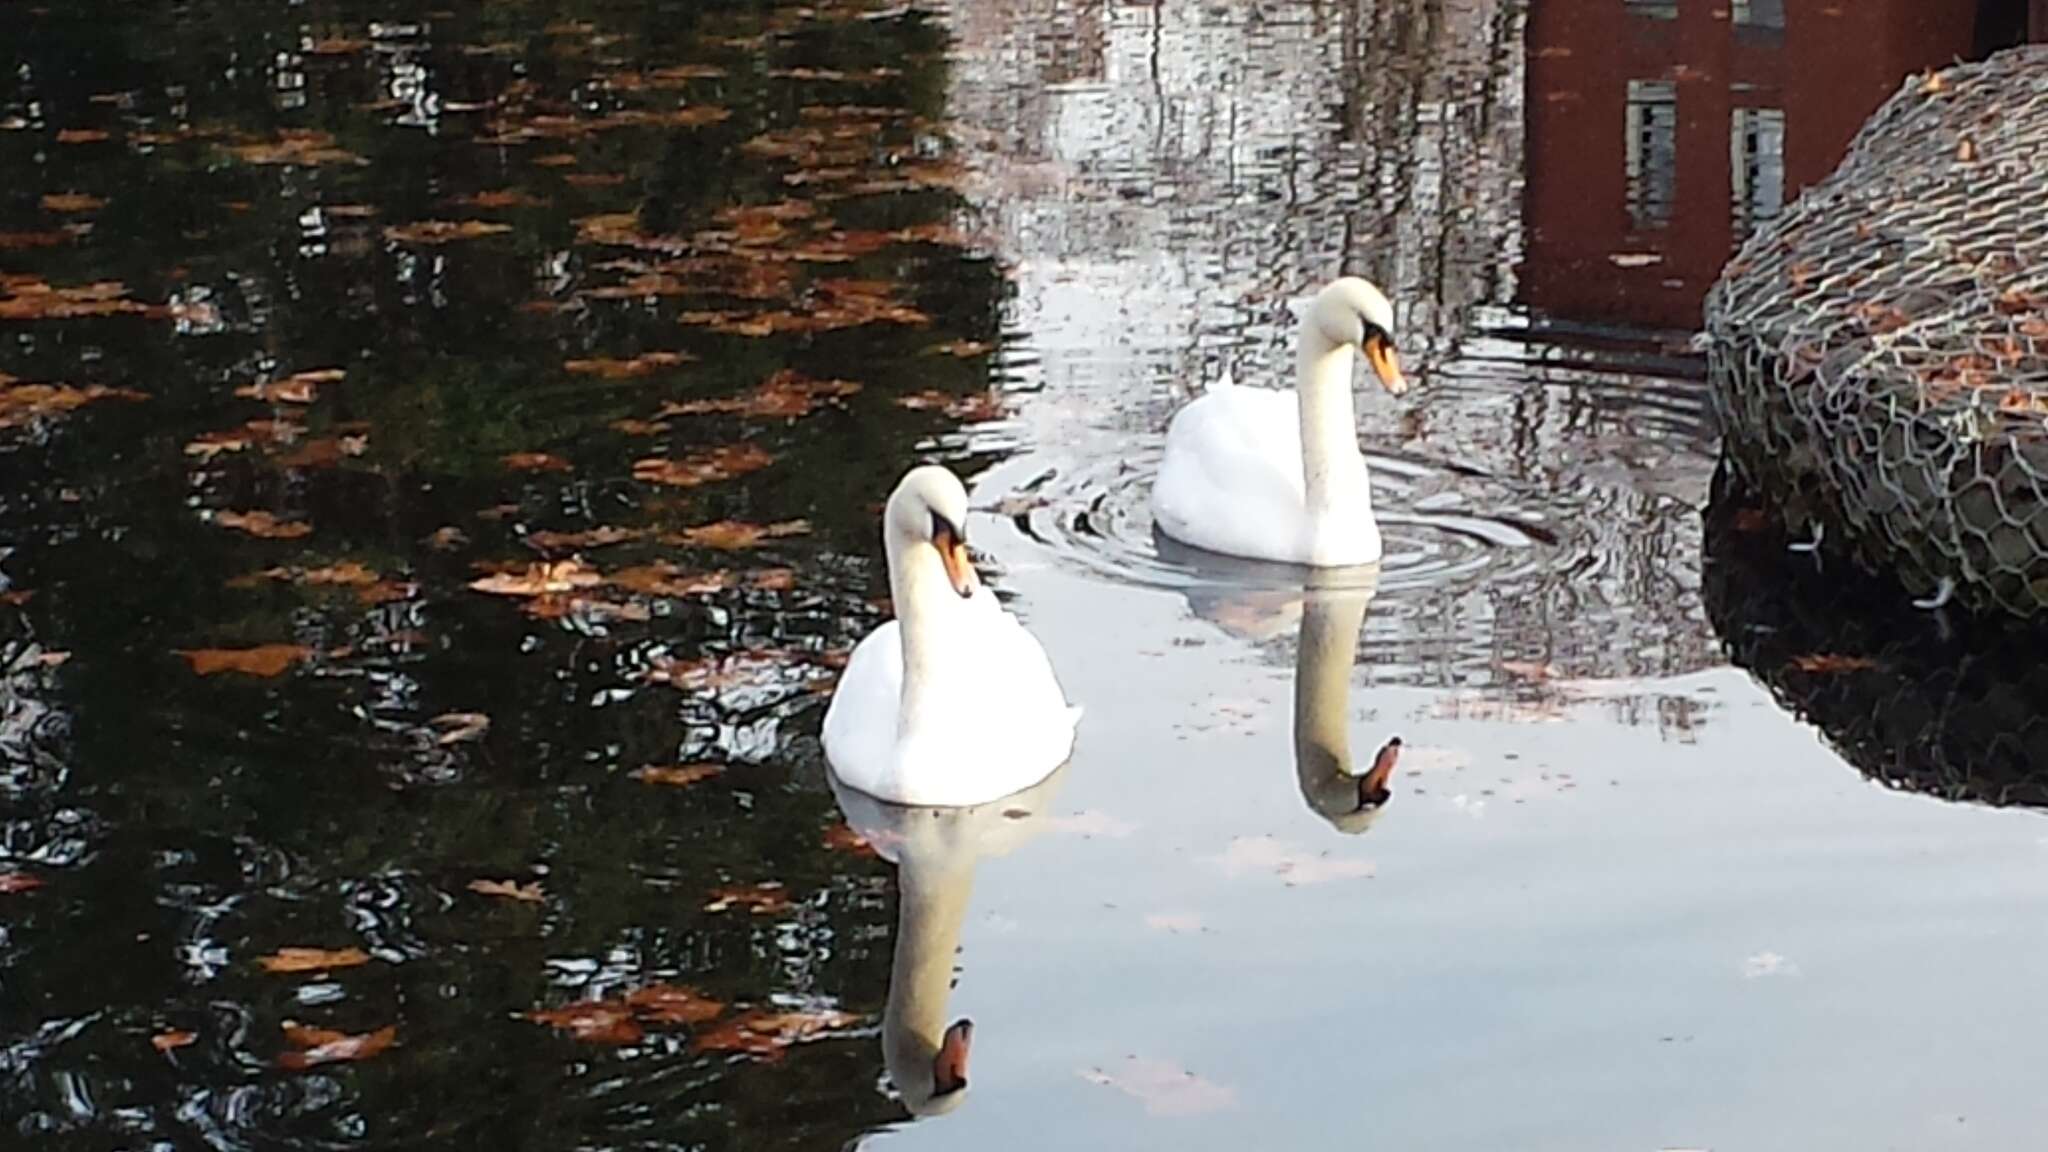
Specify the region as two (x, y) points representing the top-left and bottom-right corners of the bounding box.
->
(884, 854), (976, 1114)
(1297, 328), (1366, 519)
(885, 532), (950, 740)
(1293, 588), (1372, 828)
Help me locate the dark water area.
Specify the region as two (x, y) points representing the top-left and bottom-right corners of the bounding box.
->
(3, 1), (2046, 1149)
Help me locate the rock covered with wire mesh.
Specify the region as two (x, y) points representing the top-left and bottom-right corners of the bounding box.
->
(1704, 46), (2048, 619)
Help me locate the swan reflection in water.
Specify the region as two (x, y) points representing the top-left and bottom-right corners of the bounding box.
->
(830, 764), (1068, 1117)
(1165, 536), (1400, 834)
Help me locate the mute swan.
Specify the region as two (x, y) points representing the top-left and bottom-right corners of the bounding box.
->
(823, 465), (1081, 807)
(831, 766), (1066, 1116)
(1151, 277), (1409, 566)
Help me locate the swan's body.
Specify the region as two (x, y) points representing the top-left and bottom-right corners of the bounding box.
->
(831, 767), (1066, 1116)
(823, 466), (1080, 807)
(1152, 277), (1408, 567)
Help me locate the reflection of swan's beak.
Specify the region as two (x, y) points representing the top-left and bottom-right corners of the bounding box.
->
(1364, 334), (1407, 397)
(1357, 736), (1400, 810)
(935, 526), (979, 598)
(933, 1018), (972, 1097)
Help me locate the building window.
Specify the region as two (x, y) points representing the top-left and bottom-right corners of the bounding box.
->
(1730, 107), (1786, 236)
(1625, 80), (1678, 228)
(1625, 0), (1679, 19)
(1732, 0), (1785, 29)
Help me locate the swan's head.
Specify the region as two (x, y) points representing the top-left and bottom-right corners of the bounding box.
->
(887, 1017), (974, 1116)
(1309, 277), (1406, 397)
(886, 464), (978, 598)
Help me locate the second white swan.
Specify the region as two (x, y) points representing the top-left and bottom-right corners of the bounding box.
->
(1151, 277), (1409, 566)
(823, 465), (1080, 807)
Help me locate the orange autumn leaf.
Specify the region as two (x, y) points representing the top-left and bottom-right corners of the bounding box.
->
(277, 1023), (396, 1070)
(622, 984), (724, 1025)
(0, 280), (160, 320)
(151, 1030), (197, 1053)
(0, 871), (44, 894)
(214, 510), (313, 539)
(692, 1008), (860, 1060)
(703, 882), (790, 914)
(229, 131), (363, 167)
(631, 763), (725, 787)
(607, 563), (730, 598)
(468, 878), (545, 903)
(452, 189), (544, 209)
(671, 519), (809, 550)
(256, 946), (371, 973)
(57, 128), (111, 143)
(526, 525), (643, 552)
(632, 443), (774, 488)
(430, 712), (491, 745)
(0, 382), (148, 428)
(502, 451), (571, 472)
(610, 418), (670, 436)
(41, 192), (106, 213)
(563, 351), (696, 378)
(383, 220), (513, 244)
(0, 230), (73, 250)
(234, 368), (345, 404)
(821, 823), (875, 857)
(659, 370), (860, 420)
(1788, 653), (1878, 673)
(178, 645), (313, 677)
(469, 559), (603, 597)
(527, 1000), (645, 1046)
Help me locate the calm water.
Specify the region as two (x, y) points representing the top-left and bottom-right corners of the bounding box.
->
(4, 2), (2046, 1149)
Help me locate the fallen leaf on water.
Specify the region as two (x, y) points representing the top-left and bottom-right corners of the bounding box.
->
(0, 871), (44, 894)
(0, 280), (160, 320)
(1079, 1057), (1237, 1116)
(608, 563), (730, 598)
(42, 192), (106, 213)
(451, 189), (544, 209)
(1208, 836), (1374, 885)
(277, 1023), (396, 1069)
(469, 559), (602, 597)
(526, 526), (643, 552)
(1788, 653), (1877, 673)
(632, 443), (774, 488)
(275, 434), (367, 469)
(631, 763), (725, 787)
(184, 417), (303, 460)
(468, 878), (545, 903)
(892, 389), (1008, 422)
(358, 581), (414, 605)
(303, 36), (371, 55)
(820, 823), (875, 857)
(502, 451), (571, 472)
(430, 711), (490, 745)
(0, 382), (148, 427)
(426, 526), (469, 551)
(522, 594), (652, 622)
(257, 946), (371, 973)
(527, 1000), (644, 1045)
(659, 370), (860, 420)
(151, 1030), (197, 1053)
(564, 351), (695, 378)
(36, 651), (70, 667)
(562, 172), (629, 188)
(1494, 659), (1557, 682)
(57, 128), (111, 143)
(178, 645), (313, 677)
(704, 882), (790, 914)
(230, 130), (363, 167)
(692, 1008), (860, 1060)
(0, 230), (73, 250)
(922, 339), (992, 358)
(671, 519), (809, 550)
(646, 650), (830, 694)
(214, 510), (313, 539)
(610, 418), (670, 436)
(623, 984), (724, 1025)
(234, 368), (345, 404)
(383, 220), (513, 244)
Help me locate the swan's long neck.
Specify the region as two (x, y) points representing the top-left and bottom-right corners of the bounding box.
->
(1297, 328), (1367, 518)
(886, 531), (949, 739)
(1292, 587), (1371, 824)
(883, 854), (975, 1111)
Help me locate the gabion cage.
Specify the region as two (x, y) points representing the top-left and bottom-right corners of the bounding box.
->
(1703, 465), (2048, 811)
(1704, 46), (2048, 619)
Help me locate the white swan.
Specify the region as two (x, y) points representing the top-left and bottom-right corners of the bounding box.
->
(823, 465), (1080, 806)
(1151, 277), (1409, 566)
(830, 765), (1066, 1116)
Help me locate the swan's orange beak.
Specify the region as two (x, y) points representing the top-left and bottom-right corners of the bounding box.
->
(1365, 334), (1407, 397)
(934, 523), (978, 599)
(1359, 735), (1400, 809)
(933, 1019), (972, 1096)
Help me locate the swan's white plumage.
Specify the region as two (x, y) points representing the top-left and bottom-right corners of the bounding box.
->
(1150, 278), (1399, 567)
(823, 466), (1079, 807)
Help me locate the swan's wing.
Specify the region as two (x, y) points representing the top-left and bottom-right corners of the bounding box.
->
(821, 621), (903, 796)
(1152, 387), (1309, 559)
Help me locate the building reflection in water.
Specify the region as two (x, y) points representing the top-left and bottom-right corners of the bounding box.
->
(1519, 0), (1998, 330)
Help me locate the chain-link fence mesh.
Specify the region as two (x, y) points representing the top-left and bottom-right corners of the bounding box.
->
(1705, 46), (2048, 618)
(1704, 464), (2048, 811)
